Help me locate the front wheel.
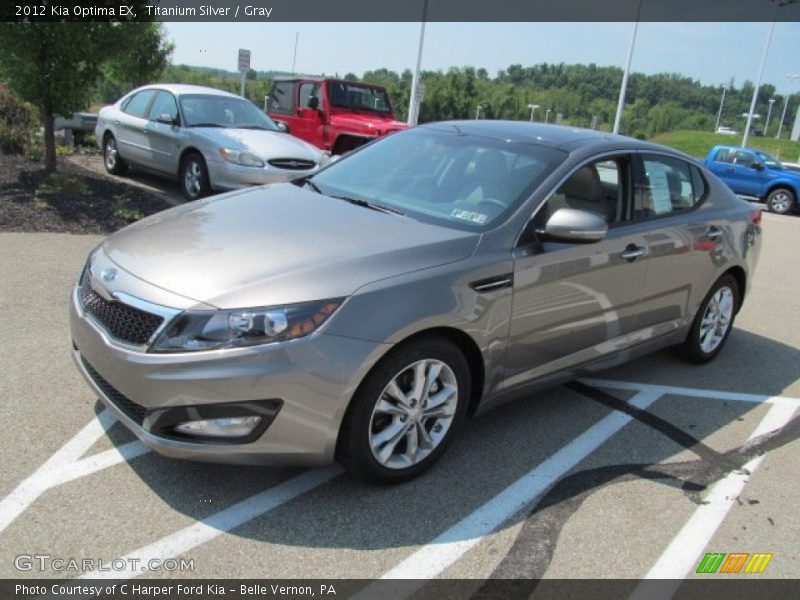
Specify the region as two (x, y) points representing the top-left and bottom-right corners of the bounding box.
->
(680, 274), (739, 364)
(180, 152), (211, 200)
(337, 337), (470, 484)
(103, 134), (128, 175)
(766, 188), (796, 215)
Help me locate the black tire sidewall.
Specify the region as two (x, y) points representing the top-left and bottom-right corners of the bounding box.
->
(103, 135), (126, 175)
(339, 337), (471, 484)
(682, 274), (739, 364)
(181, 153), (210, 200)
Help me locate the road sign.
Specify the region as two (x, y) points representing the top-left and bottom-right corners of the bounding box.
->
(238, 49), (251, 73)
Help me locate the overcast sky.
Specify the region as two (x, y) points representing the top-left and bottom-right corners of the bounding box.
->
(163, 22), (800, 93)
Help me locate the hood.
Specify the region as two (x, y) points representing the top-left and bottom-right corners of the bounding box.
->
(193, 127), (321, 161)
(102, 184), (479, 309)
(329, 112), (409, 136)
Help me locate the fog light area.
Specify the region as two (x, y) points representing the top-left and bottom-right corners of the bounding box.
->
(174, 416), (262, 438)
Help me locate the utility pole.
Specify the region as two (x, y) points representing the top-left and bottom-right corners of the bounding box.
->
(742, 1), (780, 148)
(764, 97), (776, 135)
(714, 85), (728, 132)
(291, 32), (299, 75)
(776, 74), (800, 139)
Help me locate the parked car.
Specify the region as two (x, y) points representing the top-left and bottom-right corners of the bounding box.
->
(267, 76), (408, 155)
(71, 122), (761, 483)
(704, 145), (799, 214)
(95, 84), (329, 200)
(716, 126), (738, 136)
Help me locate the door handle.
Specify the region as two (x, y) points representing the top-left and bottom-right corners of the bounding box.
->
(705, 226), (723, 241)
(621, 244), (647, 262)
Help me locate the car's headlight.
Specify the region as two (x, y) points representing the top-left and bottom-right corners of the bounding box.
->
(219, 148), (265, 168)
(151, 298), (344, 353)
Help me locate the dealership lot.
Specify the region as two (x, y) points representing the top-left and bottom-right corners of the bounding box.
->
(0, 212), (798, 583)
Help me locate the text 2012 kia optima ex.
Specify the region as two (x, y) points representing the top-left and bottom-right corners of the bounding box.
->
(71, 122), (762, 483)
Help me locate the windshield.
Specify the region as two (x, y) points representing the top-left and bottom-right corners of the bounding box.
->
(179, 94), (280, 130)
(308, 127), (567, 231)
(755, 150), (784, 169)
(326, 82), (392, 114)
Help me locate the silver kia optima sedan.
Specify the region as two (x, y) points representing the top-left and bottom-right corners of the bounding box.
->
(71, 122), (762, 483)
(95, 84), (328, 200)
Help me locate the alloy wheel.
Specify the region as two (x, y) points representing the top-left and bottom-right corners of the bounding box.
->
(368, 359), (458, 469)
(699, 286), (734, 353)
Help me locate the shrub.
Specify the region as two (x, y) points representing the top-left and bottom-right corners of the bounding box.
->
(0, 82), (38, 155)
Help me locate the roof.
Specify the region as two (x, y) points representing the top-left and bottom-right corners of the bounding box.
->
(421, 120), (661, 153)
(133, 83), (241, 98)
(271, 75), (383, 87)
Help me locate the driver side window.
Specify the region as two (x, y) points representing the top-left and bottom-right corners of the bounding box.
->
(536, 157), (629, 229)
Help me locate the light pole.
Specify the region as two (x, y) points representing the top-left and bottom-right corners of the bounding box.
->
(776, 74), (800, 139)
(764, 97), (776, 136)
(714, 85), (728, 132)
(475, 105), (482, 120)
(613, 0), (643, 134)
(545, 108), (551, 123)
(528, 104), (539, 122)
(739, 0), (800, 147)
(407, 0), (428, 127)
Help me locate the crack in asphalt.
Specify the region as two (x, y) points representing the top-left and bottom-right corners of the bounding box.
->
(466, 383), (800, 593)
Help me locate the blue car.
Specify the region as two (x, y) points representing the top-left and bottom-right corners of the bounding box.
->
(704, 145), (799, 214)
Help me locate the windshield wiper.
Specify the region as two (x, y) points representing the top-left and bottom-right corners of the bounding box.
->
(238, 124), (272, 130)
(190, 123), (224, 128)
(329, 195), (405, 216)
(303, 179), (323, 194)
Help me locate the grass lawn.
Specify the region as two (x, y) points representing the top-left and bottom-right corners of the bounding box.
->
(649, 130), (800, 163)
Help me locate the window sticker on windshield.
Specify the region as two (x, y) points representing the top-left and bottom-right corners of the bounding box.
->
(451, 209), (488, 224)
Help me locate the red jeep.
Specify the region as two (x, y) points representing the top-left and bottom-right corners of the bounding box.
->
(267, 77), (408, 155)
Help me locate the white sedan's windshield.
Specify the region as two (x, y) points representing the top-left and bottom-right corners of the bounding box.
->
(309, 127), (566, 230)
(180, 94), (280, 130)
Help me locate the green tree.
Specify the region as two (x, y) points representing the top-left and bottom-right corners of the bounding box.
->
(0, 14), (164, 171)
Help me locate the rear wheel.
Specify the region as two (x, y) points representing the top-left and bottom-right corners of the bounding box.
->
(680, 274), (739, 364)
(766, 187), (796, 215)
(338, 336), (470, 484)
(180, 152), (210, 200)
(103, 134), (128, 175)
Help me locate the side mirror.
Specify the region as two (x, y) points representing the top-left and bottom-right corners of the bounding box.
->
(317, 109), (328, 124)
(542, 208), (608, 243)
(275, 121), (289, 133)
(156, 113), (178, 126)
(752, 162), (764, 171)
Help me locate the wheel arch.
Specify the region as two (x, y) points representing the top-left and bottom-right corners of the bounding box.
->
(177, 146), (206, 175)
(723, 265), (746, 314)
(764, 182), (798, 201)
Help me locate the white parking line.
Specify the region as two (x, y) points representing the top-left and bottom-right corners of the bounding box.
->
(636, 398), (797, 586)
(0, 410), (149, 535)
(582, 378), (800, 407)
(84, 466), (344, 579)
(352, 389), (662, 598)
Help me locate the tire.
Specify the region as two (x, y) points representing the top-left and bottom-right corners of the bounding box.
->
(103, 134), (128, 176)
(765, 187), (796, 215)
(337, 336), (471, 484)
(679, 274), (739, 364)
(180, 152), (211, 200)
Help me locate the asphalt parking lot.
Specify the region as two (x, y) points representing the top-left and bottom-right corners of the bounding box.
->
(0, 212), (798, 586)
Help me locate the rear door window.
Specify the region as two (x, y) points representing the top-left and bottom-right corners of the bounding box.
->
(122, 90), (157, 119)
(637, 155), (700, 218)
(269, 81), (295, 115)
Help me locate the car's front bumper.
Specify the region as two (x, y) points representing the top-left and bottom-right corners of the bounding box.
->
(69, 286), (385, 466)
(206, 159), (318, 192)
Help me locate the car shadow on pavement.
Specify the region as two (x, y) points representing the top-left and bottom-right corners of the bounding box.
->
(95, 328), (800, 558)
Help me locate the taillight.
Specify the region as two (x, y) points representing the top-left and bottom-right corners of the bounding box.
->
(749, 209), (762, 225)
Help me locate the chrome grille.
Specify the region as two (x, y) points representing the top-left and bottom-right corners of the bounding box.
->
(79, 273), (163, 346)
(268, 158), (316, 170)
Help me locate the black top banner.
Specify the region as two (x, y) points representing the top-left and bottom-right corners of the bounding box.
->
(3, 0), (800, 23)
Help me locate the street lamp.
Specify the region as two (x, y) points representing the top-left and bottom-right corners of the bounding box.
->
(714, 84), (728, 133)
(528, 104), (539, 122)
(475, 105), (482, 120)
(613, 0), (643, 134)
(764, 97), (776, 136)
(741, 0), (800, 148)
(776, 74), (800, 139)
(407, 0), (428, 126)
(545, 108), (551, 123)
